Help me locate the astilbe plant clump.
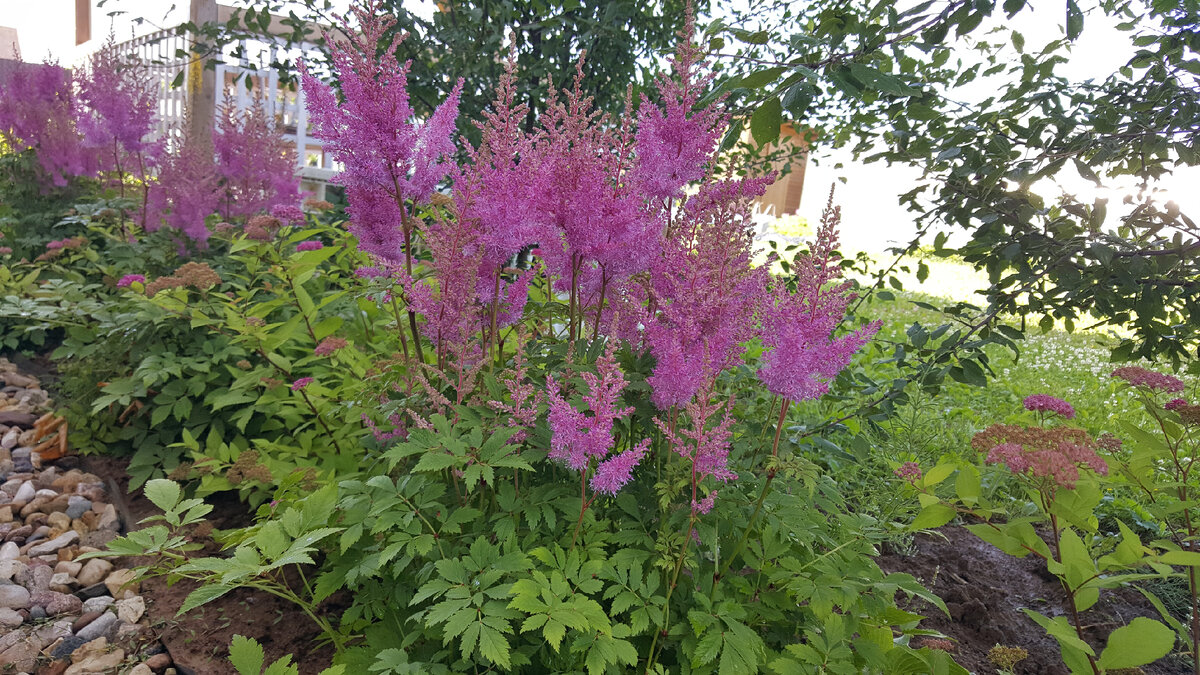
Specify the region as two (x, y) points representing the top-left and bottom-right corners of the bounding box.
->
(142, 130), (222, 245)
(0, 60), (93, 186)
(75, 40), (158, 184)
(190, 2), (913, 673)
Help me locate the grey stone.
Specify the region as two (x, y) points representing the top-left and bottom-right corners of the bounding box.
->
(0, 541), (17, 559)
(65, 495), (91, 520)
(12, 481), (33, 503)
(73, 610), (119, 641)
(50, 634), (88, 659)
(116, 595), (145, 623)
(0, 584), (29, 609)
(80, 596), (114, 613)
(0, 559), (25, 581)
(28, 605), (45, 620)
(26, 530), (78, 556)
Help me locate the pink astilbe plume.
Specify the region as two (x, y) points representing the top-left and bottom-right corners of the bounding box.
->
(457, 54), (543, 275)
(142, 130), (222, 244)
(487, 340), (544, 444)
(546, 344), (644, 494)
(632, 8), (724, 200)
(299, 1), (463, 263)
(75, 40), (157, 177)
(757, 192), (881, 402)
(656, 393), (739, 486)
(646, 176), (773, 409)
(0, 60), (93, 186)
(213, 97), (299, 221)
(405, 208), (485, 364)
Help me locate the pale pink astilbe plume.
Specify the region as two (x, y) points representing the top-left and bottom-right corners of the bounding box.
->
(488, 341), (544, 444)
(403, 208), (485, 365)
(143, 131), (221, 244)
(655, 393), (739, 486)
(757, 193), (880, 402)
(631, 7), (724, 201)
(213, 98), (299, 221)
(298, 0), (463, 263)
(546, 344), (643, 493)
(75, 40), (157, 177)
(646, 176), (773, 409)
(0, 60), (93, 186)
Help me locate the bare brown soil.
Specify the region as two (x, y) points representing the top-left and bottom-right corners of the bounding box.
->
(79, 454), (338, 675)
(879, 526), (1194, 675)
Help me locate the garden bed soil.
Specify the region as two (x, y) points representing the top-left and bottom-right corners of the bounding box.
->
(879, 526), (1194, 675)
(81, 455), (338, 675)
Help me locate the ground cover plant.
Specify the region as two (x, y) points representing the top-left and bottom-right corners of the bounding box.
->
(1, 0), (1199, 673)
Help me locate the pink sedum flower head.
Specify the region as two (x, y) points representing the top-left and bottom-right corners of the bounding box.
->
(894, 462), (923, 481)
(757, 191), (880, 403)
(299, 1), (463, 263)
(117, 274), (145, 288)
(296, 240), (324, 252)
(314, 337), (347, 356)
(1023, 394), (1076, 419)
(290, 377), (314, 391)
(1166, 398), (1189, 411)
(1112, 366), (1185, 393)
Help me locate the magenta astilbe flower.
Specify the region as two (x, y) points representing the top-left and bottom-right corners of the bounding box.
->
(213, 99), (299, 221)
(406, 209), (485, 363)
(1112, 366), (1186, 393)
(591, 440), (650, 496)
(299, 0), (463, 262)
(631, 9), (724, 200)
(655, 394), (739, 485)
(0, 60), (93, 186)
(646, 176), (773, 409)
(143, 131), (222, 244)
(546, 343), (640, 488)
(296, 240), (324, 252)
(117, 274), (145, 288)
(290, 377), (314, 391)
(75, 41), (157, 176)
(757, 193), (880, 402)
(487, 344), (543, 444)
(691, 490), (718, 515)
(1023, 394), (1076, 419)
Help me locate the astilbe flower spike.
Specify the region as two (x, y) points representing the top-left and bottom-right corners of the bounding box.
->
(299, 0), (463, 263)
(631, 6), (724, 201)
(546, 343), (645, 495)
(757, 192), (881, 402)
(143, 128), (222, 244)
(0, 60), (93, 186)
(75, 40), (157, 179)
(213, 97), (300, 221)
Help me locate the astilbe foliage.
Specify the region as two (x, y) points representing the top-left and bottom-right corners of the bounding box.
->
(757, 193), (882, 403)
(213, 97), (299, 221)
(299, 0), (463, 263)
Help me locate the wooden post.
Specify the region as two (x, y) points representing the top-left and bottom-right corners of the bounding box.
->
(75, 0), (91, 46)
(187, 0), (218, 146)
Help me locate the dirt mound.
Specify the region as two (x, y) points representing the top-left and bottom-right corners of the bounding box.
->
(879, 526), (1193, 674)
